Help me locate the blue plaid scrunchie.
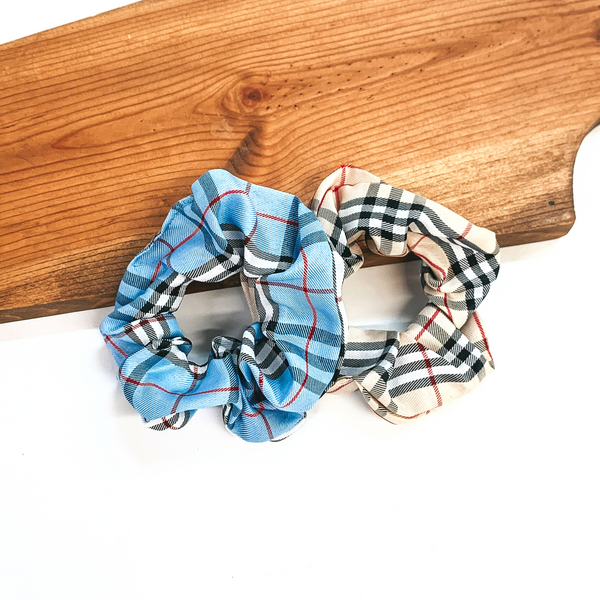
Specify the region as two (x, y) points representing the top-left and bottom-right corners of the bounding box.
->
(100, 169), (344, 443)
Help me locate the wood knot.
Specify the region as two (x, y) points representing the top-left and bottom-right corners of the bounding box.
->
(241, 86), (267, 107)
(222, 76), (272, 116)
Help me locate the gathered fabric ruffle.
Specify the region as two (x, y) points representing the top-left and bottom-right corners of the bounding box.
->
(311, 165), (500, 422)
(100, 169), (344, 443)
(101, 165), (500, 441)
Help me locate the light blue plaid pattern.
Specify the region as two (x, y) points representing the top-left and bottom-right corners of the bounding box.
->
(100, 169), (344, 443)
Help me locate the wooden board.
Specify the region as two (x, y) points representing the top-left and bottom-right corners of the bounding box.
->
(1, 0), (599, 323)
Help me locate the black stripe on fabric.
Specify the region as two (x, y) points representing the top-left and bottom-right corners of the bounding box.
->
(122, 348), (170, 405)
(122, 270), (153, 292)
(270, 323), (343, 349)
(301, 229), (331, 249)
(183, 253), (241, 282)
(386, 370), (483, 398)
(285, 368), (337, 393)
(344, 336), (399, 352)
(275, 199), (301, 264)
(256, 280), (279, 335)
(196, 171), (220, 214)
(173, 198), (201, 228)
(395, 350), (453, 371)
(269, 339), (341, 374)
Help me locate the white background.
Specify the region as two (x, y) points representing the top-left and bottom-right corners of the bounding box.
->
(2, 3), (599, 599)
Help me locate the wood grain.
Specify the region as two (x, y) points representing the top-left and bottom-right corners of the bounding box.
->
(1, 0), (599, 323)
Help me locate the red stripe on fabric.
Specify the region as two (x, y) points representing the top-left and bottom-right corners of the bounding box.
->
(259, 410), (273, 440)
(171, 376), (199, 414)
(386, 409), (426, 420)
(112, 315), (168, 339)
(244, 219), (258, 244)
(149, 261), (162, 286)
(397, 411), (429, 420)
(316, 193), (327, 214)
(327, 379), (354, 394)
(240, 400), (273, 439)
(150, 183), (251, 282)
(119, 368), (240, 397)
(442, 294), (453, 321)
(156, 238), (174, 250)
(105, 335), (128, 357)
(317, 165), (353, 215)
(150, 240), (175, 284)
(456, 222), (472, 241)
(415, 308), (440, 341)
(412, 249), (447, 279)
(242, 402), (265, 417)
(410, 235), (427, 251)
(472, 311), (493, 361)
(172, 184), (251, 253)
(417, 342), (443, 407)
(317, 186), (335, 214)
(282, 247), (317, 408)
(256, 212), (299, 227)
(255, 280), (335, 294)
(334, 165), (347, 211)
(161, 414), (189, 430)
(370, 247), (387, 256)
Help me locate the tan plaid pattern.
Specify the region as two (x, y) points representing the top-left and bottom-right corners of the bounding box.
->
(311, 166), (500, 423)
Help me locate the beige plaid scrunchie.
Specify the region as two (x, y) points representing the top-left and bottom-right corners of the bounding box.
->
(311, 166), (500, 423)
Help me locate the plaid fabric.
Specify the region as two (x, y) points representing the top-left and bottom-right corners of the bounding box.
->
(311, 165), (500, 422)
(100, 169), (344, 443)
